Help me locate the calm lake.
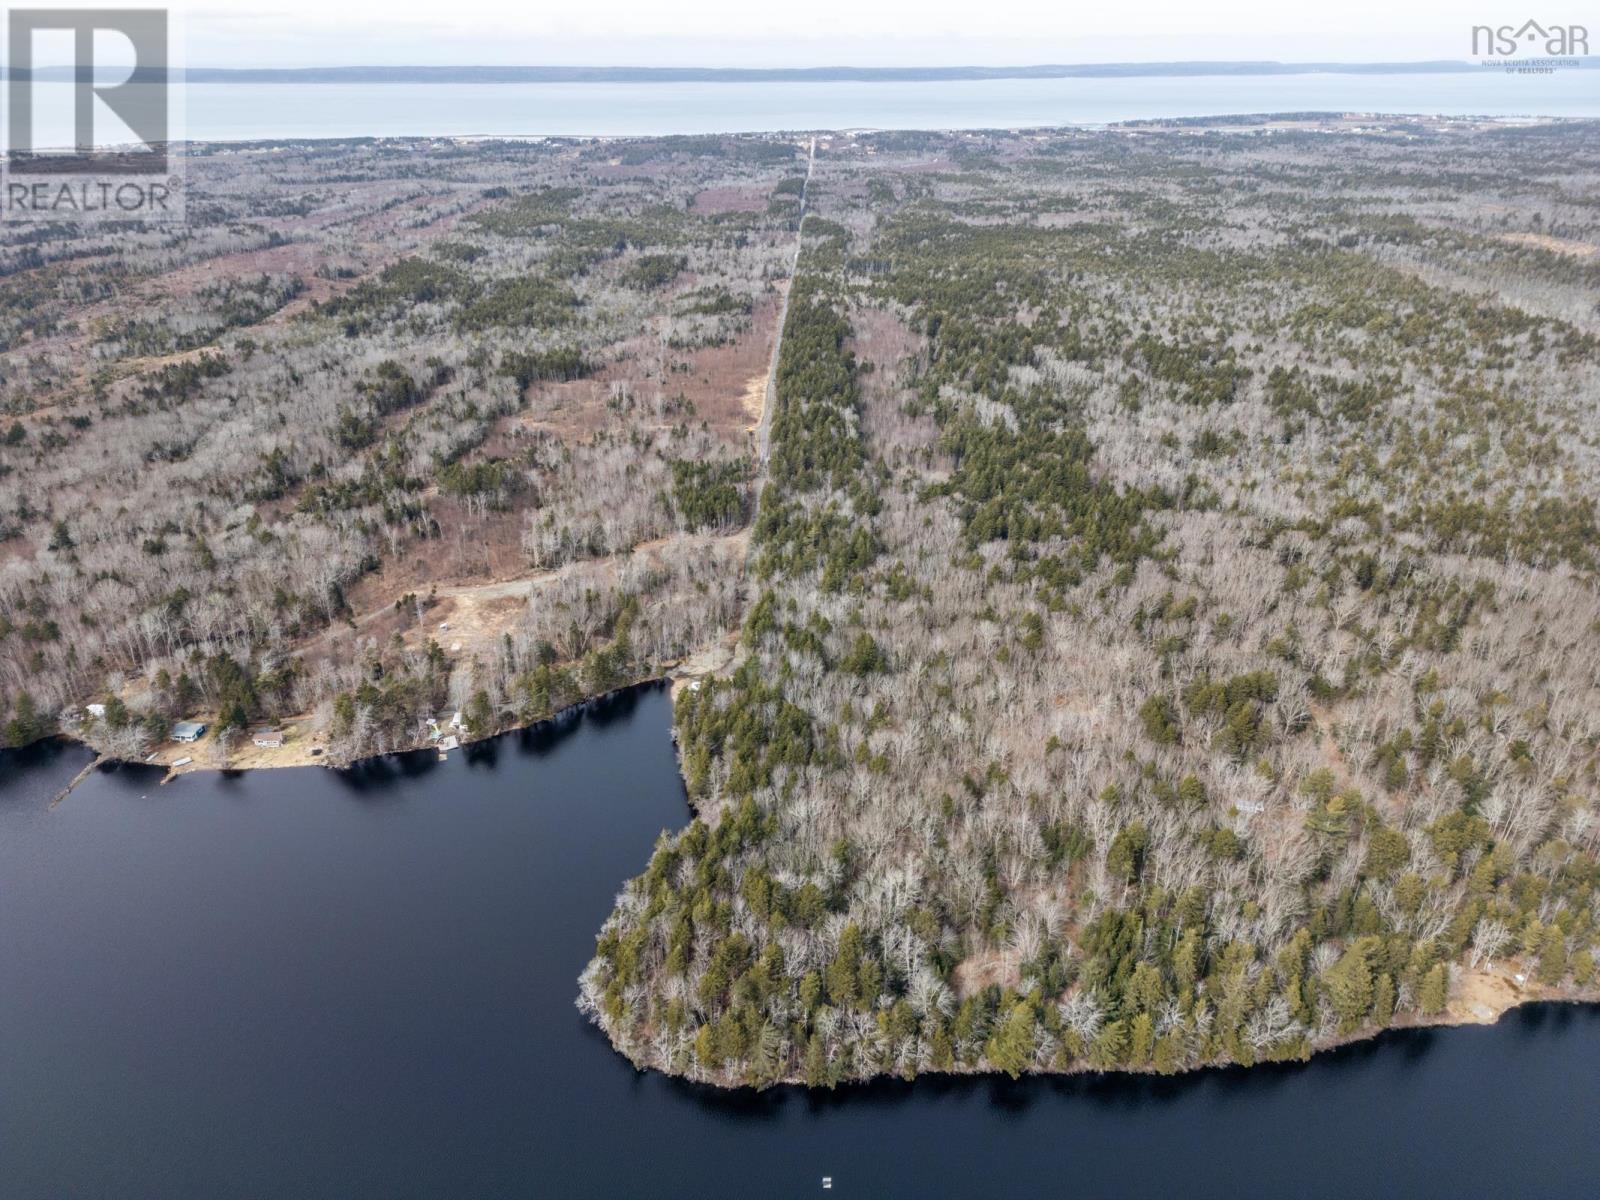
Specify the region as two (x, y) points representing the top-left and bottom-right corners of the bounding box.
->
(4, 683), (1600, 1199)
(22, 70), (1600, 146)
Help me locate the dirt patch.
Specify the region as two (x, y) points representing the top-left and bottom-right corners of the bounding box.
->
(347, 529), (751, 675)
(874, 156), (960, 175)
(674, 297), (785, 434)
(1497, 231), (1600, 260)
(340, 509), (529, 618)
(740, 372), (768, 428)
(671, 632), (740, 698)
(691, 186), (769, 215)
(952, 949), (1021, 998)
(1449, 965), (1527, 1024)
(587, 162), (676, 182)
(515, 293), (783, 443)
(422, 589), (528, 662)
(1036, 211), (1116, 229)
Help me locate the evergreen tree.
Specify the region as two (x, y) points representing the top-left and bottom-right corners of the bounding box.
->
(804, 1033), (832, 1088)
(985, 1002), (1036, 1079)
(1129, 1012), (1156, 1064)
(825, 923), (864, 1008)
(1089, 1019), (1130, 1069)
(1324, 938), (1378, 1031)
(1537, 926), (1569, 985)
(1372, 973), (1397, 1024)
(1418, 963), (1450, 1015)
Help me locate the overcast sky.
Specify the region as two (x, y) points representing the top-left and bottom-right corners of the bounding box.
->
(30, 0), (1600, 67)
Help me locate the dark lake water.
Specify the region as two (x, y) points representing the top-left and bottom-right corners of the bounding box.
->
(4, 681), (1600, 1199)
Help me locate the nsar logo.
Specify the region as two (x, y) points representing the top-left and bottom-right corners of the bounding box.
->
(1471, 18), (1589, 57)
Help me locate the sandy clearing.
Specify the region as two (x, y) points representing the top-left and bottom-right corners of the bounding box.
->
(952, 949), (1022, 998)
(1496, 231), (1600, 260)
(670, 632), (740, 699)
(740, 371), (768, 429)
(1448, 964), (1530, 1024)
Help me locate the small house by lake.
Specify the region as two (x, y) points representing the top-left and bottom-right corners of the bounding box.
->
(252, 729), (285, 749)
(172, 720), (207, 743)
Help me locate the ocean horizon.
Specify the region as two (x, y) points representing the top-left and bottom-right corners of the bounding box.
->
(21, 70), (1600, 144)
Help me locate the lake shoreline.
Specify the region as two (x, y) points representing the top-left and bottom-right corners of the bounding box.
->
(27, 679), (1600, 1097)
(619, 986), (1600, 1095)
(642, 995), (1600, 1107)
(32, 671), (685, 791)
(9, 686), (1600, 1196)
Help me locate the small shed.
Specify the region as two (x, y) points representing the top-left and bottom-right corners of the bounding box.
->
(172, 720), (207, 743)
(86, 703), (107, 719)
(252, 729), (285, 749)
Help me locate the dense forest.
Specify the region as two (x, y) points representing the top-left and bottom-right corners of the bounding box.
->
(3, 119), (1599, 1090)
(580, 119), (1600, 1087)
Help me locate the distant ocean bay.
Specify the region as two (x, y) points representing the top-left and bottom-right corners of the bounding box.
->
(28, 71), (1600, 144)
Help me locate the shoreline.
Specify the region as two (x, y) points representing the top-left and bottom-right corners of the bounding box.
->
(654, 993), (1600, 1100)
(21, 681), (1600, 1095)
(33, 671), (697, 795)
(46, 109), (1585, 153)
(636, 983), (1600, 1095)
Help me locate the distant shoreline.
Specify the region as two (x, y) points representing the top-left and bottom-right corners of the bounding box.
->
(10, 58), (1598, 84)
(29, 675), (689, 795)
